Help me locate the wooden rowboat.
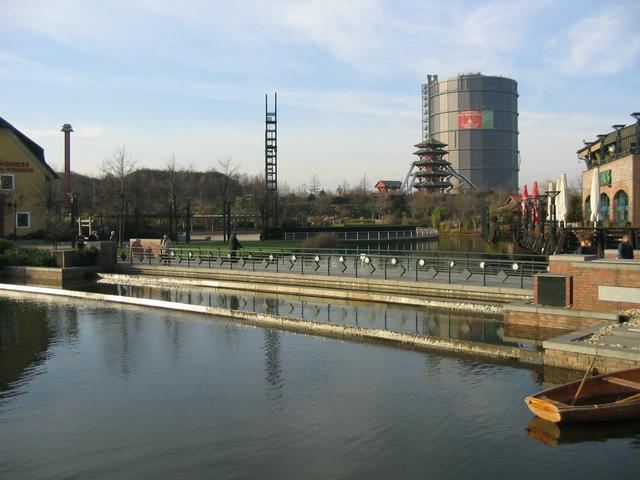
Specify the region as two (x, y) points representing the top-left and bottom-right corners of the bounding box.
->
(524, 367), (640, 423)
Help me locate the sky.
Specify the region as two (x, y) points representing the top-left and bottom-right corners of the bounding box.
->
(1, 0), (639, 191)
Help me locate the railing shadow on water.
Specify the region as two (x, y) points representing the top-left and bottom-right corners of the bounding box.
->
(120, 244), (548, 288)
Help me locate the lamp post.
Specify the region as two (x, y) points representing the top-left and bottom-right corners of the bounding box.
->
(597, 134), (608, 163)
(631, 112), (640, 154)
(546, 190), (560, 243)
(68, 192), (78, 247)
(612, 124), (625, 156)
(6, 197), (19, 239)
(583, 140), (595, 168)
(526, 197), (534, 230)
(536, 194), (546, 240)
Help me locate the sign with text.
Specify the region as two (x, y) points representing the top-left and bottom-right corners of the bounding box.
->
(0, 160), (34, 173)
(599, 169), (612, 187)
(458, 110), (494, 129)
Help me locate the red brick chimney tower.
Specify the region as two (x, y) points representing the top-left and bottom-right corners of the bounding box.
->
(61, 123), (73, 196)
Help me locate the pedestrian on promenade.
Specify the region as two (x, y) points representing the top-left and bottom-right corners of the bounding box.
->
(617, 234), (634, 259)
(88, 230), (99, 241)
(161, 234), (171, 264)
(230, 233), (241, 260)
(109, 230), (117, 242)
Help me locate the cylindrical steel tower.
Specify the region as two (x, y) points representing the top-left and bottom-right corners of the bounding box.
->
(425, 73), (519, 191)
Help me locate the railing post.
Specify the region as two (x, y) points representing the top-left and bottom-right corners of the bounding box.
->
(327, 255), (331, 276)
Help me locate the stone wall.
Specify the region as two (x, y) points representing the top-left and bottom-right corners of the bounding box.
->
(545, 348), (640, 373)
(503, 303), (617, 330)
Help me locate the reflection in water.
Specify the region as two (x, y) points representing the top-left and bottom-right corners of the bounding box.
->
(349, 235), (505, 255)
(525, 417), (640, 447)
(86, 282), (542, 350)
(263, 330), (283, 403)
(0, 299), (52, 397)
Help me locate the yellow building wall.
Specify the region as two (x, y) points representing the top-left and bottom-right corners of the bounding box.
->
(0, 129), (54, 238)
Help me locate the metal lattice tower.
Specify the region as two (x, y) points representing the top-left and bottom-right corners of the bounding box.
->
(265, 93), (278, 227)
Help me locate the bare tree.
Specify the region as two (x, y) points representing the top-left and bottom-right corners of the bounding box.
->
(308, 174), (321, 196)
(165, 155), (188, 238)
(100, 147), (136, 245)
(216, 156), (239, 242)
(337, 180), (351, 196)
(357, 174), (370, 195)
(34, 176), (63, 229)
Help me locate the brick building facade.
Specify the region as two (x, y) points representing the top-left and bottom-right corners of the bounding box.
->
(578, 117), (640, 227)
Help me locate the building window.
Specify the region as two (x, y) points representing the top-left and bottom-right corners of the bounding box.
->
(599, 193), (610, 222)
(16, 212), (31, 228)
(0, 174), (14, 190)
(614, 190), (629, 226)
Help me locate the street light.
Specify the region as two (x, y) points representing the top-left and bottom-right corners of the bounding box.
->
(535, 193), (547, 239)
(631, 112), (640, 154)
(5, 198), (19, 239)
(583, 140), (595, 168)
(612, 124), (625, 155)
(597, 134), (608, 163)
(546, 189), (560, 243)
(67, 192), (78, 247)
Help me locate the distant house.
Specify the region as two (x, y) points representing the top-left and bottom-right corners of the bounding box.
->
(0, 117), (58, 238)
(375, 180), (402, 193)
(497, 194), (522, 213)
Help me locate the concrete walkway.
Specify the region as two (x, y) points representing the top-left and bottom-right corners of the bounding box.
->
(543, 310), (640, 372)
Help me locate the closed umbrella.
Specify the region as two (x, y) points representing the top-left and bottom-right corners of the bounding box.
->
(590, 167), (600, 224)
(557, 174), (569, 225)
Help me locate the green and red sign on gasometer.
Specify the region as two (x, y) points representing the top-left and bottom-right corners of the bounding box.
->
(458, 110), (494, 129)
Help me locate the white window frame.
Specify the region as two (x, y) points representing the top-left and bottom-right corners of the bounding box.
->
(16, 211), (31, 228)
(0, 173), (15, 191)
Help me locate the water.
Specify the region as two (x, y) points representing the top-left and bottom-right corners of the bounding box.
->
(333, 235), (508, 256)
(1, 297), (640, 479)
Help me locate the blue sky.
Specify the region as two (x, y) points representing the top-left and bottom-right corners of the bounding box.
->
(1, 0), (639, 191)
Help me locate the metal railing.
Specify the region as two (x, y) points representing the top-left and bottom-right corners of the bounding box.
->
(119, 246), (547, 288)
(282, 228), (438, 241)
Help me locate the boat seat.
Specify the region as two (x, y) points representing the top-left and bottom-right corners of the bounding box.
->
(603, 376), (640, 391)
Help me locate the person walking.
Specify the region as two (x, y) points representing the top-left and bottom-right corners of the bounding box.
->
(160, 234), (171, 264)
(617, 234), (634, 260)
(229, 233), (242, 260)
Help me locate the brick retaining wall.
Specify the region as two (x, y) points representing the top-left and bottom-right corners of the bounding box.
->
(543, 255), (640, 312)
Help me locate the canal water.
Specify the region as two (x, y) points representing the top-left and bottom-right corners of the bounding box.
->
(312, 234), (507, 255)
(1, 296), (640, 479)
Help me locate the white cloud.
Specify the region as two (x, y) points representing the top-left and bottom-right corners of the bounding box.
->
(556, 6), (640, 76)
